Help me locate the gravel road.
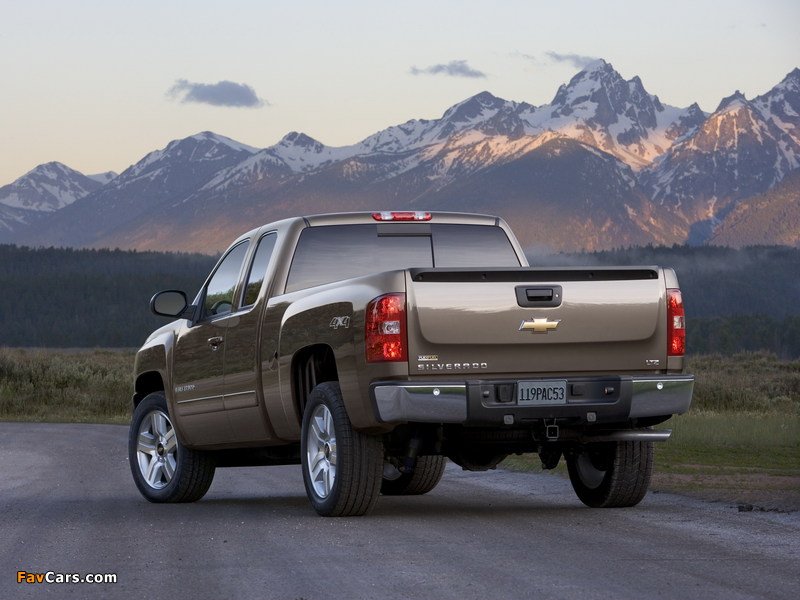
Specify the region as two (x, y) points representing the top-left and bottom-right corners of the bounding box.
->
(2, 422), (798, 599)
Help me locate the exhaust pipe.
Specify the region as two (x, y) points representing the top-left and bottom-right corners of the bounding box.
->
(580, 429), (672, 443)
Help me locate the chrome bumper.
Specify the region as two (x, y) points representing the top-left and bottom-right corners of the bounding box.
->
(371, 375), (694, 427)
(372, 384), (469, 423)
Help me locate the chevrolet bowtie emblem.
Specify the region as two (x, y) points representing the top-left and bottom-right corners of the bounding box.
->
(519, 318), (561, 333)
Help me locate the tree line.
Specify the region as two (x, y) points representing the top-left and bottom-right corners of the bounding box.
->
(2, 244), (799, 357)
(0, 245), (216, 348)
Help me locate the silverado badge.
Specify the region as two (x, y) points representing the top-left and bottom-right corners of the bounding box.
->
(519, 318), (561, 333)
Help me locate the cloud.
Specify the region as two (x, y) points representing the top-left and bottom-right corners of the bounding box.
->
(513, 51), (538, 63)
(410, 60), (486, 79)
(167, 79), (268, 108)
(544, 52), (599, 69)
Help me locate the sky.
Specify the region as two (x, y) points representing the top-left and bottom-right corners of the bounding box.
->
(1, 0), (798, 186)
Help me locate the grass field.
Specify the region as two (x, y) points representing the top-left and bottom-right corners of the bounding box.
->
(653, 353), (799, 509)
(0, 348), (134, 424)
(1, 348), (798, 509)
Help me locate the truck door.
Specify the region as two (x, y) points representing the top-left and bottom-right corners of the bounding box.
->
(221, 232), (279, 443)
(171, 240), (250, 446)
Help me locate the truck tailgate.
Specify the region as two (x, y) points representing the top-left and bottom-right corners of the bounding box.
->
(406, 267), (669, 375)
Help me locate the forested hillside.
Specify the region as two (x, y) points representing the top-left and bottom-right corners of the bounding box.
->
(0, 245), (215, 347)
(1, 244), (799, 357)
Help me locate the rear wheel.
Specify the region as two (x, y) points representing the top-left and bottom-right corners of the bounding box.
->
(301, 382), (383, 516)
(381, 455), (446, 495)
(129, 392), (216, 503)
(566, 440), (653, 508)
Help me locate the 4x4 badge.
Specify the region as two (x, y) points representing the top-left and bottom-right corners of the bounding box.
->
(519, 318), (561, 333)
(329, 316), (351, 329)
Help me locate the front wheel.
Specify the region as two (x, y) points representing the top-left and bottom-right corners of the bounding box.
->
(301, 382), (383, 516)
(128, 392), (216, 503)
(566, 440), (654, 508)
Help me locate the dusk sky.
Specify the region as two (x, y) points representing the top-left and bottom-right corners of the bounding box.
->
(2, 0), (798, 186)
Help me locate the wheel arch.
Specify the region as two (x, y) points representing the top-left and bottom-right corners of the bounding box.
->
(132, 331), (174, 410)
(291, 344), (339, 417)
(134, 370), (165, 408)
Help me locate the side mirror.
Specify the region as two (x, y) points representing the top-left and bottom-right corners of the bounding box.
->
(150, 290), (190, 318)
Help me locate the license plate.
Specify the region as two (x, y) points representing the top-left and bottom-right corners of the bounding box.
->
(517, 380), (568, 405)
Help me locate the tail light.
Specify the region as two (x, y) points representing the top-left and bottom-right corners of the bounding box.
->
(366, 293), (407, 362)
(667, 289), (686, 356)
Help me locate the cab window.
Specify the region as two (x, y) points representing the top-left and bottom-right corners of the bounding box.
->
(201, 241), (249, 319)
(242, 233), (277, 307)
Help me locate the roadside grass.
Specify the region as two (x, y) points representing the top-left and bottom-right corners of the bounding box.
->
(657, 412), (799, 471)
(655, 353), (799, 501)
(687, 351), (800, 414)
(0, 348), (133, 425)
(648, 411), (799, 508)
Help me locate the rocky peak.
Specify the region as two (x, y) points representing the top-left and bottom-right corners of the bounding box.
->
(441, 91), (506, 123)
(278, 132), (325, 154)
(715, 90), (750, 113)
(0, 161), (102, 212)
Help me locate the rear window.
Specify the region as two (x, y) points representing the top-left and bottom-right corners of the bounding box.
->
(285, 223), (520, 293)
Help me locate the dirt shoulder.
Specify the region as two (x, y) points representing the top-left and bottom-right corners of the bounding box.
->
(651, 466), (800, 513)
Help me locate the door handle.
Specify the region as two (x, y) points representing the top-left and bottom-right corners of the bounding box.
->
(515, 285), (563, 308)
(208, 336), (224, 350)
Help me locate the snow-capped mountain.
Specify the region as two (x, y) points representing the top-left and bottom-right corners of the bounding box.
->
(754, 68), (800, 155)
(3, 61), (798, 251)
(201, 60), (708, 201)
(0, 162), (111, 234)
(529, 59), (707, 169)
(106, 130), (258, 202)
(0, 162), (104, 213)
(86, 171), (119, 185)
(641, 68), (800, 242)
(17, 132), (260, 247)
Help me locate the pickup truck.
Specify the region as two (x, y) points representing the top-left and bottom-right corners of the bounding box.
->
(129, 211), (693, 516)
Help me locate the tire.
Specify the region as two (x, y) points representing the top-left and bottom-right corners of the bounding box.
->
(301, 382), (383, 516)
(566, 440), (654, 508)
(129, 391), (216, 503)
(381, 455), (446, 495)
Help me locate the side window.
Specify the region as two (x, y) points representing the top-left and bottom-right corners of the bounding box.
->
(201, 241), (249, 319)
(242, 232), (277, 307)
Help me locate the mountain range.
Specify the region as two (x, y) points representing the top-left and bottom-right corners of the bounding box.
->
(2, 59), (798, 252)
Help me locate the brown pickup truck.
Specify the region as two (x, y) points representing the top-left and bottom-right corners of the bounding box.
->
(129, 211), (693, 516)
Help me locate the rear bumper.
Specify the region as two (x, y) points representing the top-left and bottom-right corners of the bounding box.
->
(371, 374), (693, 427)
